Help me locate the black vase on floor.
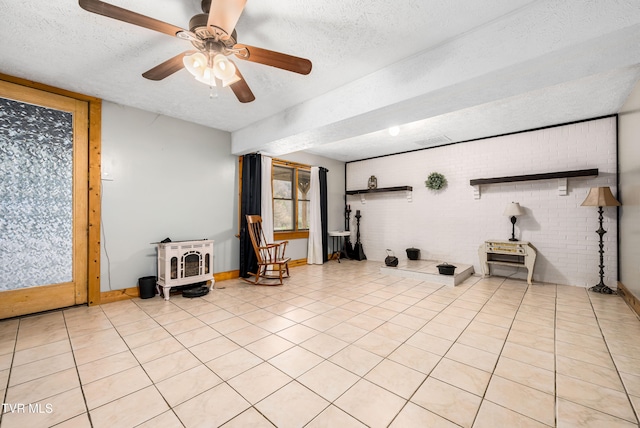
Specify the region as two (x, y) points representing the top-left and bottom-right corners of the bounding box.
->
(406, 248), (420, 260)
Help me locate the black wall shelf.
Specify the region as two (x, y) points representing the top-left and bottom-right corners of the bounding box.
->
(346, 186), (413, 195)
(470, 169), (598, 186)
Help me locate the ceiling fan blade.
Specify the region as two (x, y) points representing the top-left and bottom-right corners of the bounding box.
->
(234, 44), (312, 75)
(228, 62), (255, 103)
(142, 51), (194, 81)
(207, 0), (247, 38)
(79, 0), (185, 38)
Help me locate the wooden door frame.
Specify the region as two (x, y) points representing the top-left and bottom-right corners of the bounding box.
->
(0, 73), (102, 308)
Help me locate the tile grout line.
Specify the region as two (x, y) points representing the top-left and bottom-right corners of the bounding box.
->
(384, 275), (526, 427)
(74, 300), (187, 426)
(385, 277), (487, 428)
(215, 270), (432, 426)
(128, 297), (214, 427)
(0, 319), (19, 427)
(61, 308), (95, 428)
(553, 284), (558, 428)
(6, 262), (640, 427)
(455, 277), (536, 427)
(587, 291), (640, 426)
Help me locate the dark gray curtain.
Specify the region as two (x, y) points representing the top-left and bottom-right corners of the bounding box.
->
(240, 154), (261, 277)
(320, 167), (329, 263)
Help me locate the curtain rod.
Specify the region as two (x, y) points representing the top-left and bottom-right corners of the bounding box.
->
(250, 155), (328, 172)
(273, 158), (312, 169)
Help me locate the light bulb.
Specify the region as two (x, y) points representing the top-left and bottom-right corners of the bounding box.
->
(195, 67), (217, 87)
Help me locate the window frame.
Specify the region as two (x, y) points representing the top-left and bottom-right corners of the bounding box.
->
(272, 160), (311, 240)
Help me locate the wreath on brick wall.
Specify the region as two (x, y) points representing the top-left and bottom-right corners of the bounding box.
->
(425, 172), (447, 190)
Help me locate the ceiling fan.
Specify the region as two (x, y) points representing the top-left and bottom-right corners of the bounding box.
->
(78, 0), (312, 103)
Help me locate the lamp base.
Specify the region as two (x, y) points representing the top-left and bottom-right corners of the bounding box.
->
(509, 216), (518, 241)
(589, 284), (616, 294)
(588, 206), (616, 296)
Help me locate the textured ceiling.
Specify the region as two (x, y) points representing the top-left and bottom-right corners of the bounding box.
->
(1, 0), (639, 162)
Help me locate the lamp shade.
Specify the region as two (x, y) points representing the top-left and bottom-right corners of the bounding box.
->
(503, 202), (525, 217)
(183, 52), (208, 80)
(581, 187), (621, 207)
(212, 55), (240, 87)
(213, 54), (236, 80)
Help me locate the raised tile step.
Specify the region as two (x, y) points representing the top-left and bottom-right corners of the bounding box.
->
(380, 259), (475, 286)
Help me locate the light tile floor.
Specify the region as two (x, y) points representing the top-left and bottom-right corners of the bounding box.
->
(1, 261), (640, 427)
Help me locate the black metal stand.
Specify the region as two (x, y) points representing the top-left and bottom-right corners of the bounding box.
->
(353, 211), (366, 261)
(589, 206), (615, 294)
(342, 206), (353, 259)
(509, 216), (518, 241)
(345, 206), (351, 231)
(330, 235), (344, 263)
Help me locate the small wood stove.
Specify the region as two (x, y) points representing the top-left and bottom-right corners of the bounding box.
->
(156, 239), (215, 300)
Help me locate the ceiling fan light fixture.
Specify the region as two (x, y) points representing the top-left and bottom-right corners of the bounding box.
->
(183, 52), (208, 79)
(195, 67), (217, 87)
(213, 54), (236, 80)
(78, 0), (310, 103)
(184, 51), (221, 88)
(221, 73), (241, 87)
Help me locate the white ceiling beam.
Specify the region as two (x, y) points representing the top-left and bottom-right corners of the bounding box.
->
(231, 1), (640, 156)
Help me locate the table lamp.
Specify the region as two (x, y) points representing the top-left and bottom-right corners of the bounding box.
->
(503, 202), (525, 241)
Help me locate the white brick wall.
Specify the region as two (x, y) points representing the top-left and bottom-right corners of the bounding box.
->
(346, 117), (617, 287)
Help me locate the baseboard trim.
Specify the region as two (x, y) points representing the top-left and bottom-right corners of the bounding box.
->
(99, 263), (309, 304)
(100, 287), (140, 304)
(100, 269), (241, 304)
(214, 270), (240, 282)
(617, 281), (640, 318)
(289, 258), (308, 268)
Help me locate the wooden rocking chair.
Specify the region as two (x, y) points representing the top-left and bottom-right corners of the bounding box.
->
(245, 215), (291, 285)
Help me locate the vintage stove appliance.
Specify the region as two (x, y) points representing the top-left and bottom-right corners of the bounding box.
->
(157, 239), (214, 300)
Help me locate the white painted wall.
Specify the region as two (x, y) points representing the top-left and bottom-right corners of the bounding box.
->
(99, 104), (346, 291)
(619, 80), (640, 297)
(347, 117), (617, 287)
(274, 151), (346, 260)
(100, 102), (238, 291)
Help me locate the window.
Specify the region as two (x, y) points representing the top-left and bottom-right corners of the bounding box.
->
(273, 162), (310, 237)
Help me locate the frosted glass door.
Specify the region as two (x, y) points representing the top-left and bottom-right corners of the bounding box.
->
(0, 80), (88, 318)
(0, 98), (73, 289)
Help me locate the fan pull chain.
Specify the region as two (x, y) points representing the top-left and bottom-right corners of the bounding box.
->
(209, 85), (218, 99)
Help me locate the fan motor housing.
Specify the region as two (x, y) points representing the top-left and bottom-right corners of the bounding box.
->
(201, 0), (212, 13)
(189, 13), (237, 47)
(189, 13), (209, 32)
